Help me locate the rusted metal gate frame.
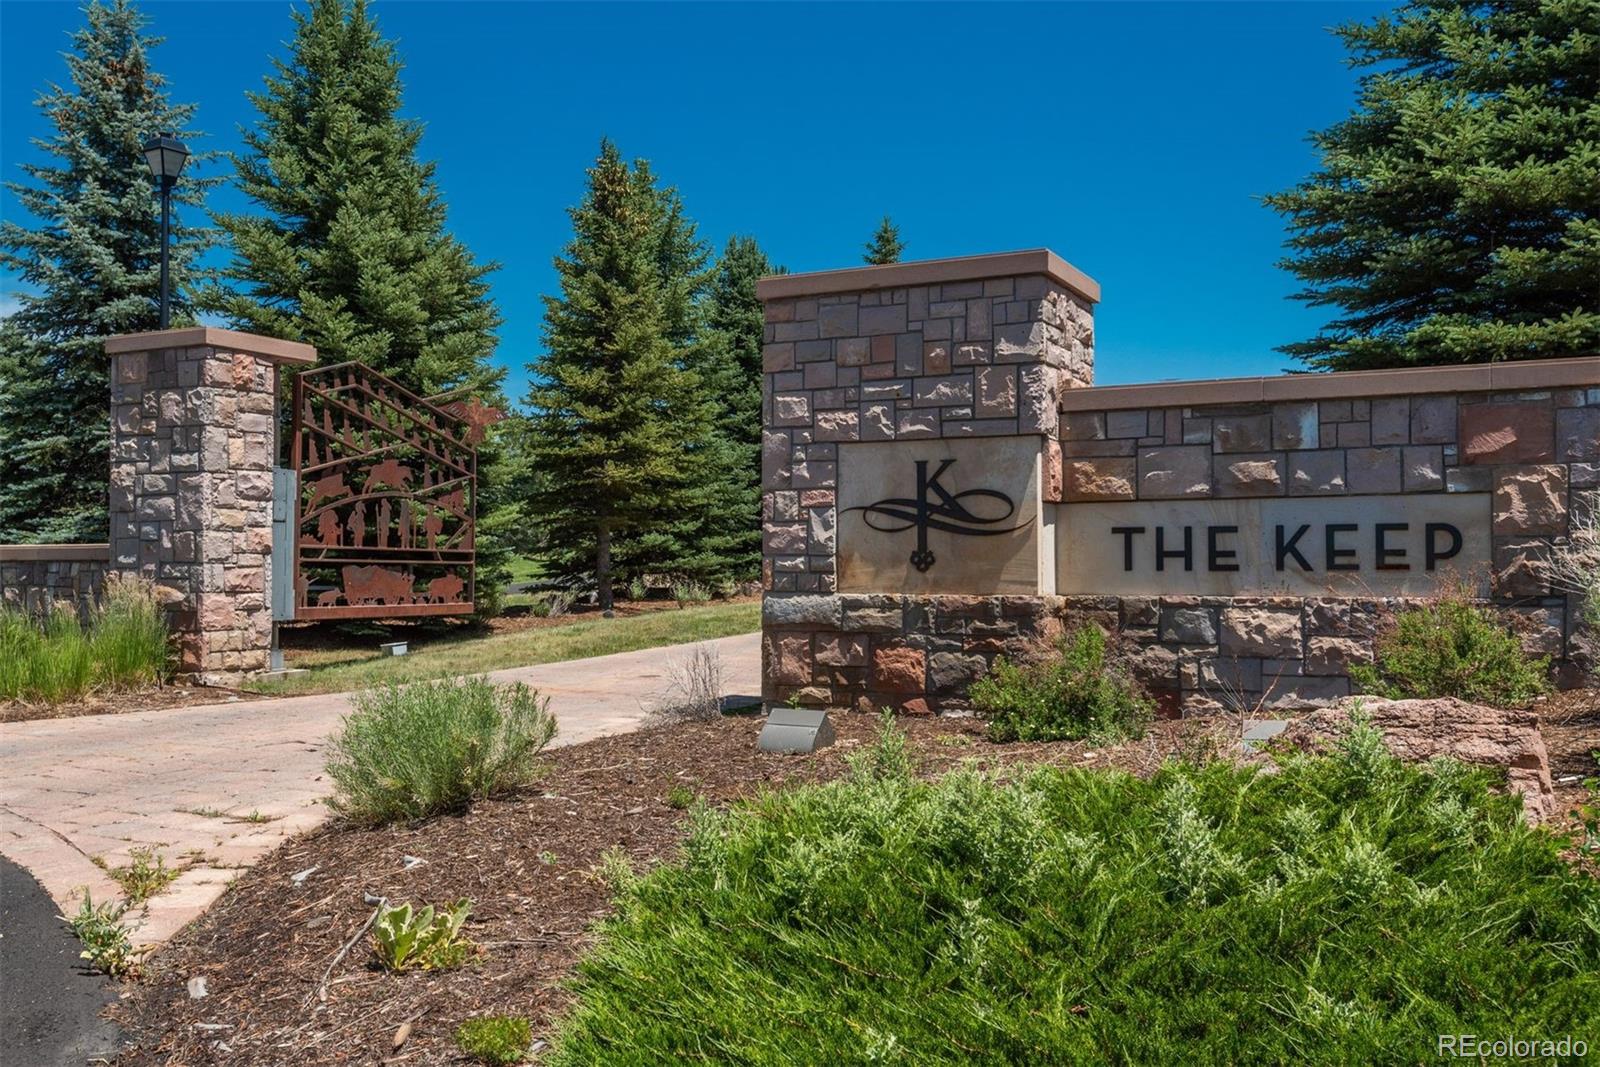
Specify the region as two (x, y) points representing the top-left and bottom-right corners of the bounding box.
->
(290, 361), (477, 620)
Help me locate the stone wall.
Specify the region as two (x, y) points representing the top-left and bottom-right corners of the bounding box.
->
(0, 545), (110, 620)
(1056, 370), (1598, 711)
(760, 251), (1098, 711)
(106, 327), (314, 679)
(759, 249), (1598, 716)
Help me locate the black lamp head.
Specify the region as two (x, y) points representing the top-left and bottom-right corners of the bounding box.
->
(141, 132), (189, 182)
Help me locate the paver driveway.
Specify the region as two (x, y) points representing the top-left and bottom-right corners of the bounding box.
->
(0, 632), (759, 946)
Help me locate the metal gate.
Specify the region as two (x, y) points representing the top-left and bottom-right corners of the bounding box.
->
(289, 362), (488, 620)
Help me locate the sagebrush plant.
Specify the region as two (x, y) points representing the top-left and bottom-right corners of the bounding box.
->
(1350, 590), (1550, 706)
(64, 892), (138, 977)
(455, 1015), (532, 1065)
(672, 579), (711, 607)
(1547, 507), (1600, 629)
(549, 720), (1600, 1065)
(658, 643), (723, 720)
(0, 576), (169, 703)
(326, 677), (556, 825)
(371, 899), (475, 972)
(970, 626), (1153, 743)
(529, 590), (575, 619)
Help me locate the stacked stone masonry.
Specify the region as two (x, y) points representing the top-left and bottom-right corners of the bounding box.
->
(759, 253), (1597, 715)
(107, 334), (305, 678)
(760, 254), (1097, 711)
(1057, 383), (1598, 712)
(0, 547), (110, 621)
(762, 268), (1094, 596)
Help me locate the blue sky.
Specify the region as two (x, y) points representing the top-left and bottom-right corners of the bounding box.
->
(1, 1), (1380, 400)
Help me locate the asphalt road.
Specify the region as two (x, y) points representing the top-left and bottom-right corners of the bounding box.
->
(0, 856), (122, 1066)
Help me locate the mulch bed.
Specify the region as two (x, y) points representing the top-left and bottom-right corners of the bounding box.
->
(108, 712), (1220, 1066)
(0, 682), (265, 724)
(1538, 687), (1600, 854)
(106, 697), (1598, 1065)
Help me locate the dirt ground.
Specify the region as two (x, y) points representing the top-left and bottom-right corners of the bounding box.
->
(0, 682), (264, 724)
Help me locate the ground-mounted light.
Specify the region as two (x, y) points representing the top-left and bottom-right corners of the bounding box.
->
(757, 707), (835, 754)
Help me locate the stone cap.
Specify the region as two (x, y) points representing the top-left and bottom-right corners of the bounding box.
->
(105, 327), (316, 365)
(1059, 355), (1600, 412)
(0, 543), (110, 562)
(756, 249), (1100, 306)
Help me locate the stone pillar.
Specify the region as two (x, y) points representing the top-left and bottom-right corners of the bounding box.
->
(757, 250), (1100, 712)
(105, 327), (316, 680)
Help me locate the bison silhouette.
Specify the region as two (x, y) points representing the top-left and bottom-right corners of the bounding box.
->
(341, 564), (413, 606)
(420, 574), (466, 604)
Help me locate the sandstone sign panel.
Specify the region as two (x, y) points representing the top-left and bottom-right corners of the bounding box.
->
(837, 437), (1046, 595)
(1055, 494), (1492, 597)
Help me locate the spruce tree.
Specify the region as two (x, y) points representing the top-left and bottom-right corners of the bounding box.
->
(686, 236), (781, 582)
(208, 0), (501, 396)
(863, 215), (905, 265)
(0, 0), (212, 542)
(525, 141), (720, 610)
(1266, 0), (1600, 370)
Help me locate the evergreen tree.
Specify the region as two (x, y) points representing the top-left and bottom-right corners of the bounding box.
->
(0, 0), (212, 542)
(686, 236), (781, 582)
(208, 0), (501, 397)
(525, 141), (720, 611)
(1266, 0), (1600, 370)
(863, 215), (905, 265)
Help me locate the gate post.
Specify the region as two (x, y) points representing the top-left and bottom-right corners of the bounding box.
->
(105, 327), (316, 681)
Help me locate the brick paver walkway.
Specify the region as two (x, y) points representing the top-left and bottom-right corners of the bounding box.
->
(0, 633), (758, 947)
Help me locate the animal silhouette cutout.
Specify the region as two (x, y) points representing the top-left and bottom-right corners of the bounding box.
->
(365, 459), (413, 492)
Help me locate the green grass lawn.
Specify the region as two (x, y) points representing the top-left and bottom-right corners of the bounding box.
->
(248, 601), (757, 695)
(505, 554), (546, 586)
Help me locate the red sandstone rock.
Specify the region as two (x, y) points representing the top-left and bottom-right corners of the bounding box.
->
(1460, 402), (1555, 464)
(1278, 696), (1555, 823)
(871, 644), (926, 693)
(1492, 465), (1568, 535)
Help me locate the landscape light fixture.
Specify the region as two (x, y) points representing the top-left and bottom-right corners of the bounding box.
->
(141, 132), (189, 329)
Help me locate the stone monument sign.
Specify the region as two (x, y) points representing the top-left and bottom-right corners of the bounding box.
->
(758, 248), (1597, 714)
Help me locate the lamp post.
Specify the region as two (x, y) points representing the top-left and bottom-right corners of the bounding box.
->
(141, 132), (189, 329)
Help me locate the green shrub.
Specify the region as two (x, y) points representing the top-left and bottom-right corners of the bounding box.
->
(456, 1015), (533, 1065)
(0, 577), (169, 703)
(1350, 592), (1551, 706)
(371, 898), (474, 971)
(970, 626), (1152, 743)
(547, 723), (1600, 1066)
(326, 677), (556, 825)
(64, 892), (138, 977)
